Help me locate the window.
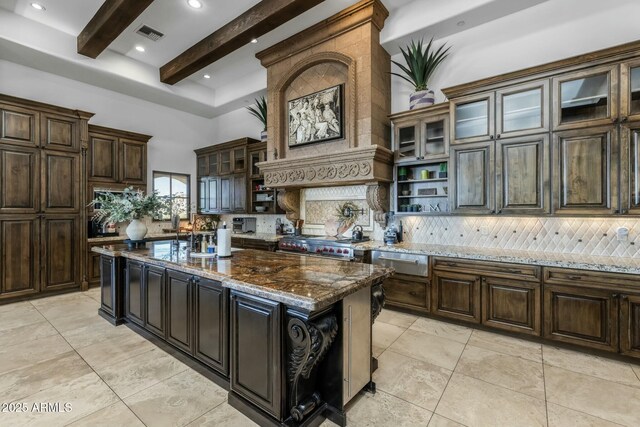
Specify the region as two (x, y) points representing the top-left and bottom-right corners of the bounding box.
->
(152, 171), (190, 220)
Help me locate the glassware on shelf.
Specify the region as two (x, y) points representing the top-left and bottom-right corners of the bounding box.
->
(423, 120), (445, 156)
(398, 126), (416, 157)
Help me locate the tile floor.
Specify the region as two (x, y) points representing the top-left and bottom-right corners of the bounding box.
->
(0, 290), (639, 426)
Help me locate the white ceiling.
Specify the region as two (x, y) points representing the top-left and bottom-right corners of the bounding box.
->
(0, 0), (547, 117)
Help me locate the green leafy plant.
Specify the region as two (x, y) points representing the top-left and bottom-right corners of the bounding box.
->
(391, 38), (451, 91)
(246, 96), (267, 131)
(90, 187), (169, 224)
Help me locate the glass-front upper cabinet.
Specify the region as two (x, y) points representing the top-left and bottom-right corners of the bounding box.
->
(208, 153), (218, 176)
(496, 80), (549, 138)
(552, 65), (618, 130)
(233, 147), (246, 173)
(219, 150), (232, 175)
(421, 114), (449, 159)
(451, 92), (495, 144)
(621, 60), (640, 122)
(395, 123), (418, 160)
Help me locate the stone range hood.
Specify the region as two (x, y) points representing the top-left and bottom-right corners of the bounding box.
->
(255, 0), (393, 226)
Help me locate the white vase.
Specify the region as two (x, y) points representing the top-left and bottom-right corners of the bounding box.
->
(126, 219), (148, 241)
(409, 89), (435, 110)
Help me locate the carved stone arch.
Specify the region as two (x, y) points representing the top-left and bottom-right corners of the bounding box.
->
(271, 51), (357, 159)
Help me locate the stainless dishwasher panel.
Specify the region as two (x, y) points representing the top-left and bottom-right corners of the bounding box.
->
(371, 250), (429, 277)
(342, 286), (371, 405)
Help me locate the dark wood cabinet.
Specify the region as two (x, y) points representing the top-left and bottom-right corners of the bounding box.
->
(100, 256), (116, 316)
(496, 135), (549, 214)
(230, 291), (282, 419)
(450, 141), (495, 214)
(552, 126), (618, 214)
(167, 269), (193, 353)
(431, 270), (481, 323)
(145, 265), (166, 338)
(0, 103), (39, 147)
(219, 176), (232, 212)
(382, 273), (429, 313)
(620, 293), (640, 357)
(0, 145), (39, 213)
(482, 277), (540, 335)
(620, 122), (640, 214)
(87, 125), (150, 185)
(194, 278), (229, 374)
(0, 216), (39, 299)
(543, 283), (618, 352)
(120, 139), (146, 184)
(40, 113), (79, 152)
(125, 260), (145, 327)
(195, 138), (258, 215)
(232, 174), (246, 212)
(41, 151), (80, 213)
(552, 65), (618, 131)
(41, 215), (80, 291)
(88, 248), (102, 287)
(88, 132), (118, 182)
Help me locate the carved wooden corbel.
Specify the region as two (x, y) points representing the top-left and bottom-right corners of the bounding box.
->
(371, 282), (385, 324)
(277, 189), (301, 221)
(366, 182), (390, 228)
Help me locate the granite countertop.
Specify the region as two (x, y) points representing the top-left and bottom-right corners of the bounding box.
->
(88, 232), (283, 244)
(93, 241), (392, 311)
(88, 233), (178, 243)
(356, 241), (640, 275)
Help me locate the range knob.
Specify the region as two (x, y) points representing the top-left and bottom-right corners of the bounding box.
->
(316, 248), (322, 253)
(329, 248), (335, 253)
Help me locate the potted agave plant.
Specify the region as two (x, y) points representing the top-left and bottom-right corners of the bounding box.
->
(391, 38), (451, 110)
(90, 187), (169, 241)
(246, 96), (268, 142)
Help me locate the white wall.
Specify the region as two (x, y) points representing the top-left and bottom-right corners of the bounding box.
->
(391, 0), (640, 112)
(209, 107), (265, 143)
(0, 59), (215, 203)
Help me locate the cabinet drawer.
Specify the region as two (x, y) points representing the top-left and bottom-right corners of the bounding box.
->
(383, 273), (429, 313)
(544, 268), (640, 290)
(433, 257), (540, 281)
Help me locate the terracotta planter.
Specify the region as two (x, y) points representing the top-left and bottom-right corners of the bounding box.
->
(410, 89), (435, 110)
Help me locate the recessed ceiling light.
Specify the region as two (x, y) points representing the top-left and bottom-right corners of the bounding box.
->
(187, 0), (202, 9)
(30, 3), (45, 10)
(135, 45), (145, 52)
(250, 38), (258, 44)
(203, 74), (211, 79)
(457, 20), (466, 27)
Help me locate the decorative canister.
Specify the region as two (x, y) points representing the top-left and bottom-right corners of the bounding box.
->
(410, 89), (435, 110)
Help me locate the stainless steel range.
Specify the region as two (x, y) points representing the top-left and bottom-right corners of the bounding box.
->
(278, 235), (369, 261)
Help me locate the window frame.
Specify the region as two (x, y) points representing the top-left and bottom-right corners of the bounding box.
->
(152, 170), (191, 221)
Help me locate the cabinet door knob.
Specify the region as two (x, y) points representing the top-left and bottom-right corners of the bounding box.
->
(621, 116), (628, 123)
(496, 134), (501, 139)
(497, 209), (502, 214)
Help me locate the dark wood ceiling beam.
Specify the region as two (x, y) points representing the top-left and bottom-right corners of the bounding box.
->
(160, 0), (325, 85)
(77, 0), (155, 58)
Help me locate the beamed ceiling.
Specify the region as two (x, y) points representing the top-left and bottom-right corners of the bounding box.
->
(0, 0), (548, 117)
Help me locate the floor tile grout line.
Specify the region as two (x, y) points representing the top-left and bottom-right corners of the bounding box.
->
(542, 358), (640, 391)
(371, 389), (436, 419)
(27, 303), (145, 426)
(634, 367), (640, 382)
(467, 328), (543, 363)
(541, 346), (550, 427)
(546, 401), (628, 427)
(182, 399), (229, 427)
(431, 327), (470, 423)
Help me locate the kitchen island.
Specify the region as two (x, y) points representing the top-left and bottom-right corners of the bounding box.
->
(93, 241), (390, 427)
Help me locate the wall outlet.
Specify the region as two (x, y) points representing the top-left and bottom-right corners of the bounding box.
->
(617, 227), (629, 241)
